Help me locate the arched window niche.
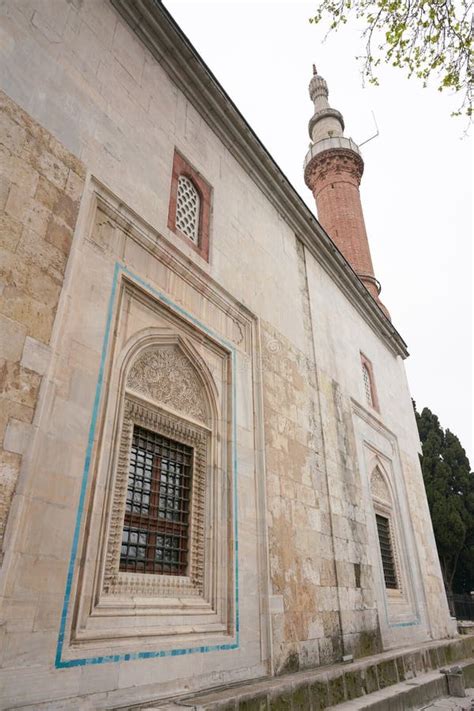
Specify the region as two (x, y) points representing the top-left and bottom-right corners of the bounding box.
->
(370, 464), (401, 594)
(102, 334), (219, 601)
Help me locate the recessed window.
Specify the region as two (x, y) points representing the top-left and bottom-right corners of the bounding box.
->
(362, 363), (373, 407)
(360, 353), (379, 411)
(168, 150), (212, 261)
(176, 176), (200, 243)
(375, 513), (398, 589)
(120, 425), (193, 576)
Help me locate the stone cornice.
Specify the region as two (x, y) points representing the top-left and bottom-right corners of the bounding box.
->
(110, 0), (409, 359)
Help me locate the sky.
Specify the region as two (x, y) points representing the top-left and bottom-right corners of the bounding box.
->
(165, 0), (473, 462)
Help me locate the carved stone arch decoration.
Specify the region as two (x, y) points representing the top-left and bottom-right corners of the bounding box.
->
(370, 465), (391, 504)
(369, 460), (402, 593)
(126, 343), (210, 425)
(101, 333), (219, 600)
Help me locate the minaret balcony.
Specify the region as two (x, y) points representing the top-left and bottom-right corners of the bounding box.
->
(304, 136), (362, 171)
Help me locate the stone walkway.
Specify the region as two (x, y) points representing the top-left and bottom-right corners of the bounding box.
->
(417, 688), (474, 710)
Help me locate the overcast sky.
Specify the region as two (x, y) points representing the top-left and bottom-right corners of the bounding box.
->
(166, 0), (473, 463)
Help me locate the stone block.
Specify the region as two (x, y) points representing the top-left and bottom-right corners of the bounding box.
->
(45, 214), (74, 255)
(291, 684), (310, 711)
(362, 664), (379, 694)
(0, 112), (26, 154)
(0, 174), (9, 210)
(344, 669), (364, 700)
(0, 212), (23, 251)
(16, 227), (68, 281)
(0, 397), (34, 443)
(308, 680), (329, 710)
(268, 690), (292, 711)
(35, 175), (61, 210)
(23, 199), (52, 237)
(0, 291), (55, 343)
(376, 659), (398, 689)
(0, 313), (27, 361)
(3, 418), (33, 455)
(0, 360), (41, 407)
(30, 148), (68, 190)
(328, 674), (346, 705)
(21, 336), (50, 376)
(4, 183), (29, 223)
(64, 168), (84, 202)
(3, 596), (37, 633)
(396, 655), (405, 681)
(238, 695), (268, 711)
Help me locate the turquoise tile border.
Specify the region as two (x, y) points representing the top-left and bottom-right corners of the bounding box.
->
(55, 262), (239, 668)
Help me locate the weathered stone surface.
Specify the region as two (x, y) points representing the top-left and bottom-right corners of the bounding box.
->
(0, 88), (85, 558)
(0, 0), (458, 707)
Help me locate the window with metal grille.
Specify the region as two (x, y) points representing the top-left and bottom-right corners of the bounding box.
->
(362, 363), (373, 407)
(176, 175), (200, 243)
(375, 514), (398, 589)
(120, 425), (193, 576)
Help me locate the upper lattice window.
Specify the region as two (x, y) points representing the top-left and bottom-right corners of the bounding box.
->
(176, 176), (200, 243)
(362, 363), (373, 407)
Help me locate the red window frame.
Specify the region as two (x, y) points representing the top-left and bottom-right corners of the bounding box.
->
(168, 150), (212, 262)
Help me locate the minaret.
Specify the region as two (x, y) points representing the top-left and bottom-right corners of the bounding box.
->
(304, 66), (389, 318)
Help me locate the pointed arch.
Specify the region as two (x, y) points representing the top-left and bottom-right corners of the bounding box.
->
(369, 461), (400, 591)
(103, 330), (219, 596)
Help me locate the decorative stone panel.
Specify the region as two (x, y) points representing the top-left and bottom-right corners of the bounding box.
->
(126, 344), (209, 424)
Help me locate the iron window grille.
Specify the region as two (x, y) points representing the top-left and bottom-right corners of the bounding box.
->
(120, 424), (193, 576)
(375, 513), (398, 589)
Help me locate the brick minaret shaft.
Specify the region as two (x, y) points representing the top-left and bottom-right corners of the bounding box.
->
(304, 66), (389, 317)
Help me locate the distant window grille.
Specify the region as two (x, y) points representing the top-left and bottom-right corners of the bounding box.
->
(176, 176), (200, 243)
(362, 363), (373, 407)
(375, 514), (398, 589)
(120, 425), (193, 576)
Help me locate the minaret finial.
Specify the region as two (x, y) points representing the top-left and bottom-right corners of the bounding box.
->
(312, 63), (317, 76)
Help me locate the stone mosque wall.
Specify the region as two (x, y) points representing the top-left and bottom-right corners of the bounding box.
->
(0, 1), (455, 707)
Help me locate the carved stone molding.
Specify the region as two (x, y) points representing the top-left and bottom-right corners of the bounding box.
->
(304, 147), (364, 189)
(102, 397), (208, 598)
(127, 344), (208, 423)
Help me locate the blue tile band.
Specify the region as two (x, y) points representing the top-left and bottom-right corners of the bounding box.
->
(55, 262), (239, 668)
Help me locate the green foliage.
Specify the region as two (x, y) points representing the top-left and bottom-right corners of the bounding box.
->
(310, 0), (473, 118)
(413, 401), (474, 593)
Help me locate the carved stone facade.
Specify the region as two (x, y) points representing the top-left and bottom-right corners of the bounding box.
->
(126, 345), (209, 424)
(0, 1), (456, 708)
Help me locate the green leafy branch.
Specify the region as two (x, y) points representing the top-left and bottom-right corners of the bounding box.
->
(310, 0), (473, 118)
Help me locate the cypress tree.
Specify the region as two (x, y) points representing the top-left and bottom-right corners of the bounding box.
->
(414, 402), (474, 594)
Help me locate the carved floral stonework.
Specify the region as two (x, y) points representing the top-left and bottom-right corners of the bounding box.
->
(370, 466), (390, 503)
(126, 345), (208, 423)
